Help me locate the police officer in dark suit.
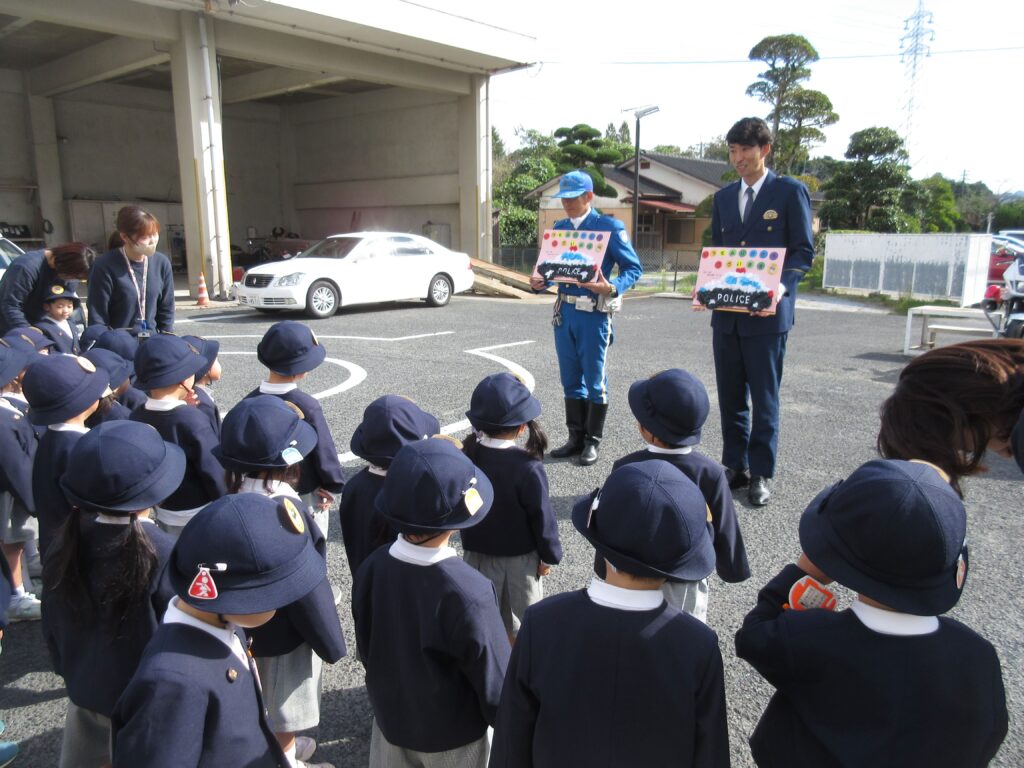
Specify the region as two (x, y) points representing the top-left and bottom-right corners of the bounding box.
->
(704, 118), (814, 506)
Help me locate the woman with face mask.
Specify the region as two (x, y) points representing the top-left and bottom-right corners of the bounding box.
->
(87, 206), (176, 335)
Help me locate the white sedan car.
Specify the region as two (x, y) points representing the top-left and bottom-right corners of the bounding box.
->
(235, 232), (475, 318)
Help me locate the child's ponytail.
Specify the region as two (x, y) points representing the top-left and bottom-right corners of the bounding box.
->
(45, 512), (92, 625)
(462, 431), (480, 461)
(524, 419), (548, 461)
(99, 513), (158, 631)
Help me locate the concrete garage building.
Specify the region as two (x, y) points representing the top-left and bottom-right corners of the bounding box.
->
(0, 0), (534, 299)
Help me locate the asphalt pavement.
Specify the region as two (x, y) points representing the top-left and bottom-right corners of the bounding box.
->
(1, 291), (1020, 767)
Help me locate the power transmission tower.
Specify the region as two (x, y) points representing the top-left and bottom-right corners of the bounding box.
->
(899, 0), (935, 158)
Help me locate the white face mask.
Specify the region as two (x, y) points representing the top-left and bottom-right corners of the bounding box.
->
(128, 239), (157, 258)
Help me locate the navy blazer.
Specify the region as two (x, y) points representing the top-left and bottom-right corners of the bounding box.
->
(112, 622), (287, 768)
(120, 385), (147, 412)
(459, 446), (562, 564)
(195, 386), (221, 437)
(0, 401), (37, 512)
(245, 388), (345, 495)
(33, 429), (87, 557)
(338, 468), (392, 582)
(87, 249), (175, 333)
(490, 590), (730, 768)
(549, 209), (643, 298)
(36, 316), (80, 355)
(612, 449), (749, 583)
(0, 250), (79, 335)
(42, 519), (176, 716)
(130, 405), (227, 510)
(353, 549), (510, 752)
(710, 171), (814, 336)
(736, 565), (1008, 767)
(86, 398), (132, 428)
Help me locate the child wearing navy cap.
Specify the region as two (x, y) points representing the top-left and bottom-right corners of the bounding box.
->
(215, 395), (346, 768)
(735, 459), (1008, 767)
(4, 326), (55, 356)
(248, 321), (345, 538)
(42, 420), (185, 768)
(490, 460), (730, 767)
(0, 342), (40, 622)
(94, 329), (147, 412)
(112, 493), (326, 768)
(340, 394), (439, 583)
(22, 354), (110, 557)
(184, 334), (222, 435)
(131, 334), (226, 536)
(461, 373), (561, 640)
(353, 438), (509, 768)
(609, 368), (750, 621)
(83, 347), (134, 426)
(35, 281), (82, 354)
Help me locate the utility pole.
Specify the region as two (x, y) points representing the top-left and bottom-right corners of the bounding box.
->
(623, 105), (659, 243)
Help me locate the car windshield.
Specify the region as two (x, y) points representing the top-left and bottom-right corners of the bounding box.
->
(295, 237), (362, 259)
(0, 239), (21, 267)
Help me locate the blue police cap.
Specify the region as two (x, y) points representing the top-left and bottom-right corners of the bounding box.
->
(551, 170), (594, 199)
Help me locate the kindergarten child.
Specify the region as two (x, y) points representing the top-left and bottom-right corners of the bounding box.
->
(130, 334), (226, 535)
(735, 459), (1008, 767)
(339, 395), (439, 582)
(489, 460), (729, 768)
(93, 328), (146, 412)
(248, 321), (345, 537)
(183, 334), (222, 435)
(35, 281), (81, 354)
(353, 438), (509, 768)
(214, 395), (346, 768)
(111, 493), (327, 767)
(22, 354), (110, 557)
(42, 420), (185, 768)
(460, 373), (561, 639)
(83, 347), (134, 426)
(0, 342), (39, 622)
(608, 368), (750, 621)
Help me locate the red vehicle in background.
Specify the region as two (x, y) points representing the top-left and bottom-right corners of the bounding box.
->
(989, 235), (1024, 284)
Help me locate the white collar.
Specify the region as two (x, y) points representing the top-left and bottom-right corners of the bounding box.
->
(367, 465), (387, 477)
(850, 598), (939, 636)
(741, 172), (768, 199)
(94, 513), (156, 526)
(478, 435), (516, 450)
(48, 422), (89, 434)
(0, 398), (21, 415)
(237, 477), (298, 498)
(163, 599), (248, 665)
(145, 397), (185, 411)
(586, 577), (664, 612)
(388, 534), (457, 566)
(646, 444), (693, 455)
(569, 208), (592, 229)
(259, 381), (297, 394)
(3, 392), (27, 404)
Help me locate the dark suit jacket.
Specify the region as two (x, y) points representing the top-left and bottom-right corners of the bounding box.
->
(710, 171), (814, 336)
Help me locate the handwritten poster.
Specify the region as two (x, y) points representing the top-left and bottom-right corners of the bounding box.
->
(533, 229), (608, 284)
(693, 247), (786, 314)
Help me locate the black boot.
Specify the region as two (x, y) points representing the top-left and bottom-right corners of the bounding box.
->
(579, 402), (608, 466)
(550, 398), (587, 458)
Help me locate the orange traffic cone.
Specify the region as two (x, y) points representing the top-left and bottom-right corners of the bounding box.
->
(196, 272), (210, 308)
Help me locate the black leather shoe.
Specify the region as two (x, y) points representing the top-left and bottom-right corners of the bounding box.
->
(579, 439), (599, 466)
(749, 476), (771, 506)
(725, 468), (751, 489)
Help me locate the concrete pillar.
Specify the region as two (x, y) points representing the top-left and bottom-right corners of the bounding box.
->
(170, 11), (232, 299)
(457, 75), (492, 262)
(23, 80), (70, 245)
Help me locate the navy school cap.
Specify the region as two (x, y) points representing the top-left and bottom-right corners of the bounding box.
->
(799, 459), (968, 616)
(256, 321), (326, 376)
(551, 170), (595, 199)
(133, 334), (208, 391)
(22, 354), (111, 425)
(61, 420), (186, 515)
(171, 493), (326, 614)
(628, 369), (710, 447)
(0, 341), (31, 389)
(349, 395), (439, 467)
(84, 348), (133, 391)
(79, 325), (108, 353)
(375, 437), (494, 534)
(572, 459), (715, 582)
(182, 335), (220, 381)
(214, 395), (318, 473)
(41, 280), (81, 308)
(94, 329), (139, 361)
(4, 327), (55, 353)
(466, 372), (541, 433)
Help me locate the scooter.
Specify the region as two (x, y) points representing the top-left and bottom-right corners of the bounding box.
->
(982, 254), (1024, 338)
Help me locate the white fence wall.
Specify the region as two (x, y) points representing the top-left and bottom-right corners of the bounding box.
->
(822, 233), (991, 307)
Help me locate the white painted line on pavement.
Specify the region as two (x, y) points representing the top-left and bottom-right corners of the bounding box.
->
(465, 340), (537, 391)
(216, 352), (365, 400)
(176, 312), (259, 324)
(196, 331), (455, 341)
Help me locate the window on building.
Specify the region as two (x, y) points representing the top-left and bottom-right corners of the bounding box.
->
(666, 218), (695, 245)
(637, 212), (656, 233)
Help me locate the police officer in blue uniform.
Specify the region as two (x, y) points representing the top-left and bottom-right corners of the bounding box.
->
(531, 170), (643, 466)
(704, 118), (814, 506)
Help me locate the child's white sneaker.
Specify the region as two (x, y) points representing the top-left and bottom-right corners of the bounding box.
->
(8, 592), (42, 621)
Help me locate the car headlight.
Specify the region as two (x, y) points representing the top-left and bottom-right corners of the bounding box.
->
(275, 272), (305, 287)
(1014, 281), (1024, 294)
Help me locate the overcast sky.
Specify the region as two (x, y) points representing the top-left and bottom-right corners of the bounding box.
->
(434, 0), (1023, 193)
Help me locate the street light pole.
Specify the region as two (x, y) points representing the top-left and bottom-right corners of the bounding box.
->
(629, 105), (659, 246)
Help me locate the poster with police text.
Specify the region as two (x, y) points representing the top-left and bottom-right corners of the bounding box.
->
(693, 247), (786, 314)
(533, 229), (608, 284)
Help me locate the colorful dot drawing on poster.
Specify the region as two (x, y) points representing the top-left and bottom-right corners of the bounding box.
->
(693, 247), (787, 314)
(532, 229), (610, 284)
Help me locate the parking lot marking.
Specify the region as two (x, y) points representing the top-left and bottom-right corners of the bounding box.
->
(217, 351), (366, 399)
(198, 331), (455, 342)
(176, 312), (260, 324)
